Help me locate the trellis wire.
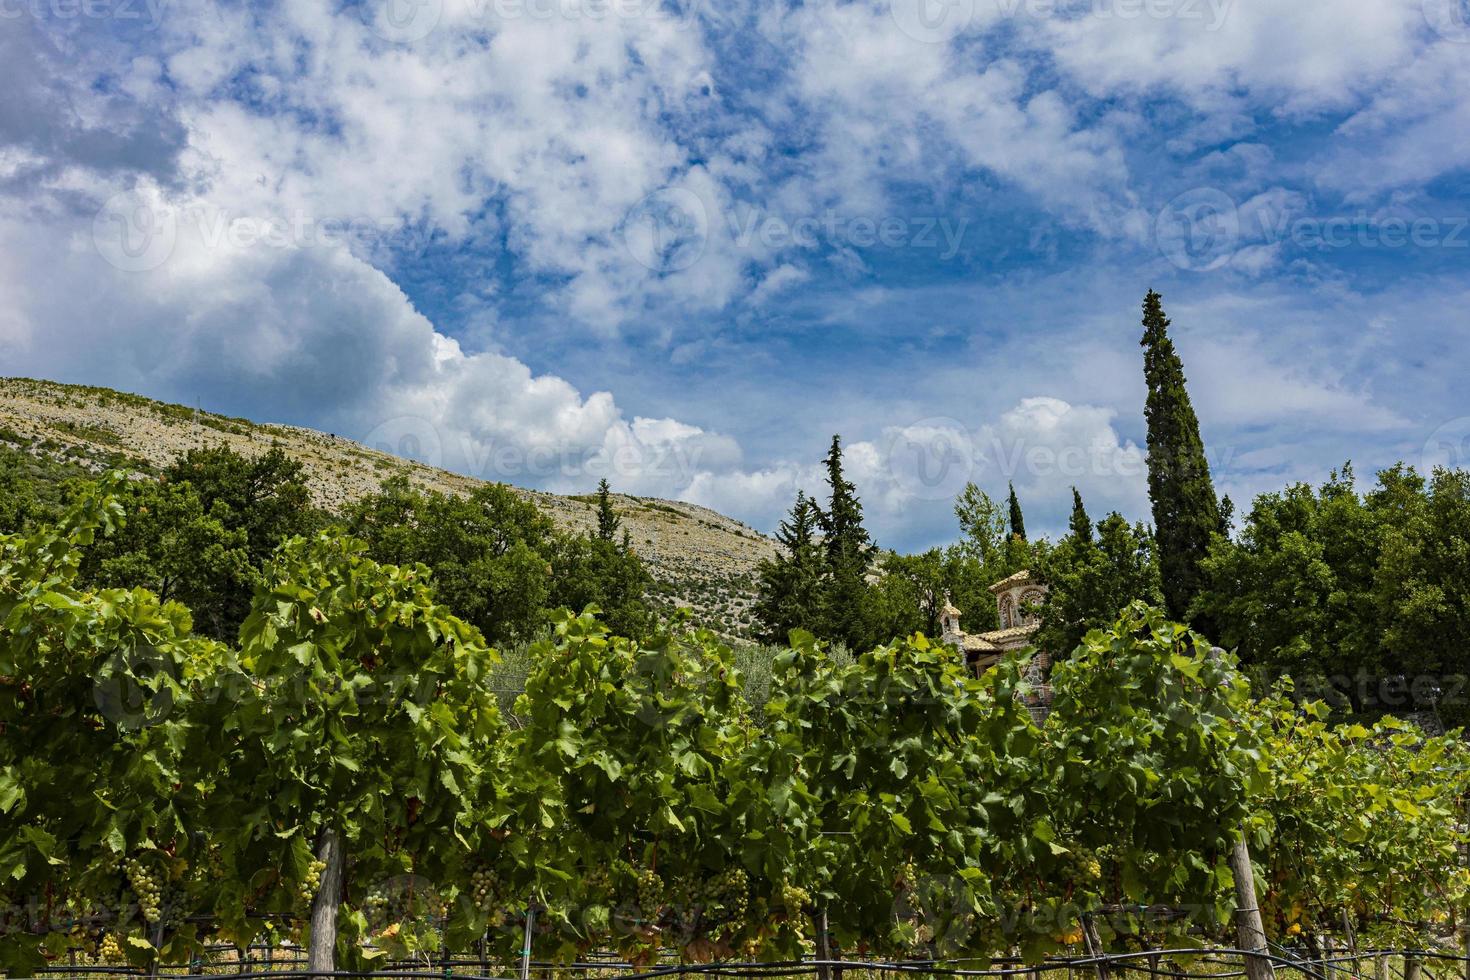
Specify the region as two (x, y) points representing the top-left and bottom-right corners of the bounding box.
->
(13, 948), (1470, 980)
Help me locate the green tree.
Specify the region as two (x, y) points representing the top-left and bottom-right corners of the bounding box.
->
(594, 478), (621, 542)
(1007, 482), (1027, 541)
(75, 478), (255, 640)
(0, 451), (43, 535)
(954, 482), (1007, 567)
(1068, 487), (1092, 544)
(870, 548), (948, 640)
(1034, 513), (1163, 656)
(1193, 465), (1380, 700)
(548, 532), (653, 641)
(753, 491), (824, 644)
(815, 436), (877, 651)
(164, 445), (320, 565)
(1140, 290), (1221, 625)
(1370, 465), (1470, 688)
(345, 477), (555, 643)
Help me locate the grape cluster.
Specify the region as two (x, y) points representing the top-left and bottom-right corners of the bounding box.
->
(635, 866), (664, 915)
(778, 880), (810, 915)
(0, 899), (24, 936)
(125, 857), (163, 924)
(470, 866), (498, 910)
(296, 859), (327, 907)
(98, 933), (125, 964)
(585, 865), (611, 896)
(707, 866), (749, 919)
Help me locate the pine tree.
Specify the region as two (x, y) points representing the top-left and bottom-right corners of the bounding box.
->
(752, 491), (824, 644)
(1007, 482), (1027, 541)
(1140, 289), (1221, 624)
(595, 478), (621, 542)
(817, 435), (878, 651)
(1069, 487), (1093, 545)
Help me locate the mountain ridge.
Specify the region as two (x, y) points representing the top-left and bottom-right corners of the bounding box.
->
(0, 377), (774, 638)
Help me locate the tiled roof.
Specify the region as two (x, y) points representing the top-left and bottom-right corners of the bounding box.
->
(960, 634), (1000, 653)
(974, 622), (1039, 645)
(987, 569), (1034, 593)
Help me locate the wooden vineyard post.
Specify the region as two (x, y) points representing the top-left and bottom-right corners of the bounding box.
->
(1081, 913), (1110, 980)
(308, 827), (344, 976)
(1228, 831), (1275, 980)
(816, 909), (832, 980)
(1206, 647), (1275, 980)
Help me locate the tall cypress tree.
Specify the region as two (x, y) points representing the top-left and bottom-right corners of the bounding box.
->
(817, 435), (877, 651)
(752, 491), (823, 644)
(595, 478), (621, 542)
(1007, 482), (1027, 541)
(1140, 289), (1221, 624)
(1068, 487), (1093, 545)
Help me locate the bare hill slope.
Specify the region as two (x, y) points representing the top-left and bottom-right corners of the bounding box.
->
(0, 377), (775, 637)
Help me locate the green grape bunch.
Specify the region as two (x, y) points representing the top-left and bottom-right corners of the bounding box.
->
(470, 866), (499, 911)
(634, 866), (664, 918)
(777, 880), (810, 917)
(97, 933), (125, 964)
(295, 859), (327, 908)
(125, 856), (164, 924)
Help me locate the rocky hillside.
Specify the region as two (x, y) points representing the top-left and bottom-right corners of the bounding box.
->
(0, 377), (775, 638)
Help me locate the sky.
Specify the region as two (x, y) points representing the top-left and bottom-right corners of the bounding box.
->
(1, 0), (1468, 551)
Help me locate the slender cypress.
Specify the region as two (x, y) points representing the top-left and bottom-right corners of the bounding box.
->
(818, 435), (877, 651)
(1007, 482), (1027, 541)
(1069, 487), (1093, 545)
(595, 478), (621, 541)
(1140, 290), (1221, 622)
(752, 491), (824, 644)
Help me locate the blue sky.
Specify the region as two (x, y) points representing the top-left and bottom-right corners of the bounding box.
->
(2, 0), (1468, 551)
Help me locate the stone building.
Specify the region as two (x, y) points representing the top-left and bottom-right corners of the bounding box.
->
(940, 570), (1053, 710)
